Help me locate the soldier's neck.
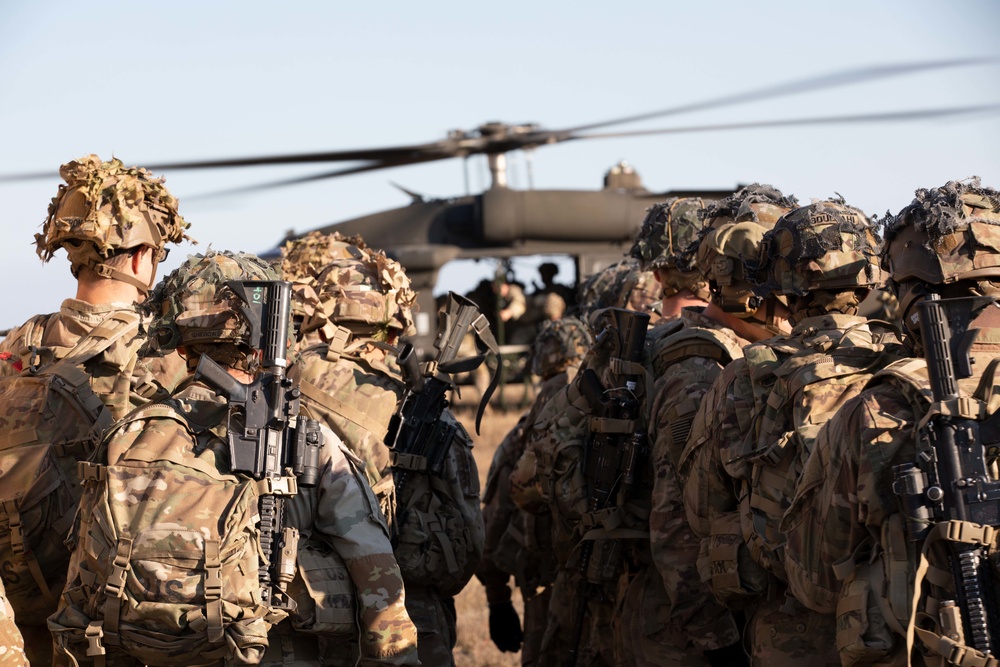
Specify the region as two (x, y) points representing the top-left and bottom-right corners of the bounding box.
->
(702, 303), (773, 343)
(75, 278), (142, 307)
(661, 291), (708, 320)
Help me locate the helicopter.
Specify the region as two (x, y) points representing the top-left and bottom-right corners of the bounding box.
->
(2, 58), (997, 363)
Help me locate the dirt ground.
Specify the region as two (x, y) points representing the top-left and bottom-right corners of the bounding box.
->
(451, 406), (526, 667)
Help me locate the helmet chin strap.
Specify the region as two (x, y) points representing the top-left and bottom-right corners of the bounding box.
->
(90, 253), (158, 296)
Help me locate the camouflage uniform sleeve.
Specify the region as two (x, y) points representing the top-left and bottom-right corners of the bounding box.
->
(680, 360), (749, 538)
(648, 357), (740, 649)
(783, 385), (913, 614)
(476, 420), (524, 605)
(292, 425), (419, 665)
(0, 578), (26, 664)
(530, 377), (591, 533)
(510, 384), (571, 514)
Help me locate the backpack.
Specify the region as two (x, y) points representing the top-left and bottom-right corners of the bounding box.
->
(294, 334), (403, 527)
(49, 400), (283, 665)
(0, 310), (141, 627)
(392, 411), (485, 597)
(832, 357), (1000, 667)
(737, 325), (894, 581)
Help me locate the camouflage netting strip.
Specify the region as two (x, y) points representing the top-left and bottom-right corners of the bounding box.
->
(697, 183), (799, 225)
(36, 154), (192, 263)
(280, 231), (368, 282)
(881, 176), (1000, 252)
(751, 198), (884, 297)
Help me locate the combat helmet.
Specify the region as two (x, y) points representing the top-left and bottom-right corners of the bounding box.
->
(531, 316), (593, 379)
(754, 198), (884, 322)
(35, 155), (191, 292)
(881, 177), (1000, 329)
(145, 250), (281, 372)
(577, 258), (641, 316)
(629, 197), (710, 301)
(297, 248), (417, 343)
(685, 184), (798, 317)
(279, 230), (368, 282)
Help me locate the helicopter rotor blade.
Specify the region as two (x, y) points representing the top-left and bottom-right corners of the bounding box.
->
(184, 154), (452, 200)
(557, 57), (998, 134)
(567, 104), (1000, 142)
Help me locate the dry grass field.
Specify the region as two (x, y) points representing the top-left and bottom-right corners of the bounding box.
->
(451, 406), (527, 667)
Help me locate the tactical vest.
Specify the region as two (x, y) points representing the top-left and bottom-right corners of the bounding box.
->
(738, 325), (893, 581)
(833, 358), (1000, 667)
(0, 310), (141, 629)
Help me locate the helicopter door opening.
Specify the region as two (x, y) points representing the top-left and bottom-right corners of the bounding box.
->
(433, 254), (578, 409)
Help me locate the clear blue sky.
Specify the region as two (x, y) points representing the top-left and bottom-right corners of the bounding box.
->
(1, 0), (998, 327)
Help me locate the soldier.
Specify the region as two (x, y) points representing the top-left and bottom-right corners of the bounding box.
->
(0, 155), (190, 664)
(628, 186), (795, 667)
(782, 179), (1000, 666)
(679, 199), (891, 666)
(478, 316), (592, 665)
(511, 196), (721, 666)
(288, 248), (484, 667)
(49, 251), (419, 666)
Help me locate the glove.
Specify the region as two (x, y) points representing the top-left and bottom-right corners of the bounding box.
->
(488, 601), (523, 652)
(703, 642), (749, 667)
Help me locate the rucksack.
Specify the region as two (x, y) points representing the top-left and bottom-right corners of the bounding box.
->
(294, 334), (404, 526)
(49, 401), (282, 665)
(738, 326), (894, 581)
(0, 310), (141, 628)
(830, 357), (1000, 667)
(392, 411), (485, 597)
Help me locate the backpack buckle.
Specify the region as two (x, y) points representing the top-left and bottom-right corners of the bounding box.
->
(85, 621), (106, 657)
(105, 538), (133, 598)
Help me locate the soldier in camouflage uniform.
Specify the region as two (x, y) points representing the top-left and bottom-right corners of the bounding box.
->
(478, 316), (592, 665)
(630, 186), (796, 667)
(0, 155), (190, 664)
(510, 197), (723, 665)
(782, 179), (1000, 667)
(679, 199), (891, 666)
(287, 247), (484, 667)
(51, 250), (418, 666)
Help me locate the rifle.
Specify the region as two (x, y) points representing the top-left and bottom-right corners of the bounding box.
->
(194, 280), (323, 610)
(892, 293), (1000, 655)
(566, 308), (650, 667)
(384, 292), (500, 501)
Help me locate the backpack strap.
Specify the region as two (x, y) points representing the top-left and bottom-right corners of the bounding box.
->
(299, 379), (390, 441)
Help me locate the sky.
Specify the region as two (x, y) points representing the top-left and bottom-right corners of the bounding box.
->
(0, 0), (998, 328)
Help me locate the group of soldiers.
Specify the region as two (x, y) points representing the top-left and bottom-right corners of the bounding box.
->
(477, 179), (1000, 667)
(0, 152), (998, 667)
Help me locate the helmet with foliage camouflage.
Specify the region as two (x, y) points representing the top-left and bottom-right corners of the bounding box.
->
(35, 155), (191, 291)
(629, 197), (710, 300)
(279, 230), (368, 282)
(578, 258), (660, 332)
(683, 184), (798, 317)
(297, 248), (417, 342)
(145, 250), (281, 371)
(881, 177), (1000, 325)
(753, 199), (884, 319)
(577, 258), (640, 315)
(531, 316), (593, 379)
